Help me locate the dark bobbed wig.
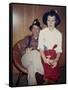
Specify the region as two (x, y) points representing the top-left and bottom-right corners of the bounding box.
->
(43, 10), (61, 27)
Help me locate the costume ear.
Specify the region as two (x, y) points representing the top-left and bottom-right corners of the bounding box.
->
(53, 44), (57, 49)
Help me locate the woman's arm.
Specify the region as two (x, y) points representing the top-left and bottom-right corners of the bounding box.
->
(55, 53), (61, 62)
(51, 53), (61, 68)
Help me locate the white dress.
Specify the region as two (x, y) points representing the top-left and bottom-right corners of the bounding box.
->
(21, 50), (44, 85)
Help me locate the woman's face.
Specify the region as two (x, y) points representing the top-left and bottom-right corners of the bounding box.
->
(31, 25), (40, 37)
(47, 15), (56, 30)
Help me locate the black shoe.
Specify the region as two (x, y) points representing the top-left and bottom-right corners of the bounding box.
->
(35, 72), (44, 85)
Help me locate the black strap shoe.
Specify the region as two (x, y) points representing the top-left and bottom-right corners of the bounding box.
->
(35, 72), (45, 85)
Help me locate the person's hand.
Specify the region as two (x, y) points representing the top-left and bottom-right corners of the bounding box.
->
(45, 58), (53, 65)
(51, 60), (58, 68)
(26, 48), (32, 53)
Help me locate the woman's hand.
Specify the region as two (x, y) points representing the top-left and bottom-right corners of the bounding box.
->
(44, 57), (54, 65)
(44, 57), (57, 68)
(51, 60), (58, 68)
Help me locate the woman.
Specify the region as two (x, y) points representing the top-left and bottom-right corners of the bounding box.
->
(38, 10), (62, 84)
